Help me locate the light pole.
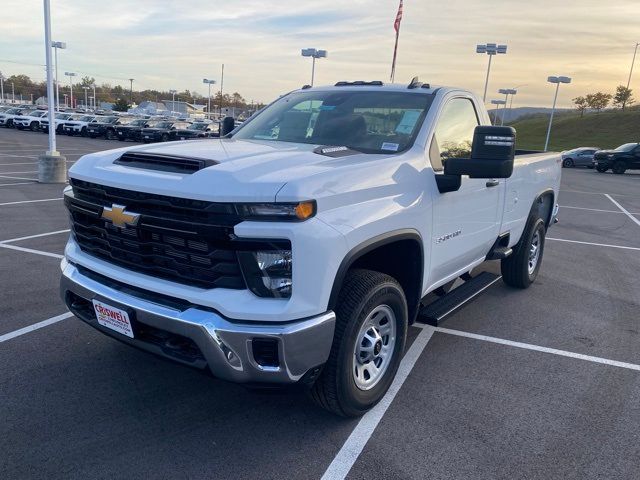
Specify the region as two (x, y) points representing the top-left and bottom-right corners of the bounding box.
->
(63, 93), (68, 107)
(0, 74), (4, 104)
(476, 43), (507, 102)
(497, 88), (517, 125)
(82, 86), (90, 109)
(168, 89), (177, 113)
(490, 99), (506, 125)
(64, 71), (76, 108)
(92, 83), (96, 109)
(203, 79), (216, 119)
(544, 76), (572, 152)
(624, 42), (639, 110)
(128, 78), (134, 105)
(301, 48), (328, 86)
(11, 82), (15, 104)
(51, 41), (66, 111)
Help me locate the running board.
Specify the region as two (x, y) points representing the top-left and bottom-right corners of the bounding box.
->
(417, 272), (502, 326)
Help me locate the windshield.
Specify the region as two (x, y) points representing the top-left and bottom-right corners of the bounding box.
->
(80, 115), (94, 121)
(614, 143), (638, 152)
(5, 108), (20, 114)
(188, 123), (207, 130)
(55, 113), (71, 119)
(129, 119), (147, 126)
(233, 90), (434, 154)
(154, 121), (173, 129)
(95, 117), (116, 124)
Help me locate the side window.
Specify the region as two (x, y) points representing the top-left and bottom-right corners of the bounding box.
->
(429, 98), (479, 171)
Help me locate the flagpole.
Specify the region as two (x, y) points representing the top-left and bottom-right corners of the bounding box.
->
(391, 27), (400, 82)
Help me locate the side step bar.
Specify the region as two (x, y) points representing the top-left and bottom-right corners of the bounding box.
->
(417, 272), (502, 326)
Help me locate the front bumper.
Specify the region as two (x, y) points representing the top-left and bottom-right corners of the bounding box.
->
(60, 261), (336, 384)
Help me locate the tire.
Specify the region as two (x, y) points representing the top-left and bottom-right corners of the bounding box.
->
(118, 137), (125, 142)
(161, 133), (169, 142)
(308, 269), (408, 417)
(105, 129), (115, 140)
(80, 127), (87, 137)
(30, 122), (38, 132)
(562, 158), (574, 168)
(612, 161), (627, 175)
(587, 165), (594, 169)
(596, 165), (608, 173)
(502, 217), (546, 289)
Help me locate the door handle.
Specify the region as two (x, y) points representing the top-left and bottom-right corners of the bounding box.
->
(486, 180), (500, 187)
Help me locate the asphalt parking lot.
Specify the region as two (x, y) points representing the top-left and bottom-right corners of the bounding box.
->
(1, 127), (639, 480)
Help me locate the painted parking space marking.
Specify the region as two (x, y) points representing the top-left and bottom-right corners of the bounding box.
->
(0, 312), (73, 344)
(605, 193), (640, 228)
(547, 237), (640, 251)
(0, 198), (61, 206)
(321, 326), (436, 480)
(0, 181), (37, 187)
(0, 243), (64, 259)
(559, 205), (639, 215)
(0, 174), (38, 181)
(0, 229), (70, 245)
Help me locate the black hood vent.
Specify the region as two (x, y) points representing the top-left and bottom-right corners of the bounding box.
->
(114, 151), (218, 174)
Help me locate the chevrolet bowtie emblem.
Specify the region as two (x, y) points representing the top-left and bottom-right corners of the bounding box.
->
(101, 204), (140, 228)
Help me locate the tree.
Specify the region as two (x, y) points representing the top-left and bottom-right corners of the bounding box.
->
(612, 85), (634, 110)
(585, 92), (612, 113)
(572, 96), (588, 117)
(79, 76), (95, 87)
(112, 98), (130, 112)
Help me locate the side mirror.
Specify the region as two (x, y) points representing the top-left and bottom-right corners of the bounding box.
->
(444, 126), (515, 179)
(221, 117), (235, 136)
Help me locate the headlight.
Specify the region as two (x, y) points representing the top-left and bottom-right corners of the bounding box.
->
(237, 201), (316, 221)
(238, 250), (292, 298)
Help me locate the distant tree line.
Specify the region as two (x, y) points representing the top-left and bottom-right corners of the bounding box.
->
(572, 85), (634, 116)
(0, 71), (265, 112)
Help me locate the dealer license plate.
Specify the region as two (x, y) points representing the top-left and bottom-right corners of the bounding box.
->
(92, 300), (134, 338)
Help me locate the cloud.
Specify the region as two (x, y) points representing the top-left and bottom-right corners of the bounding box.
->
(0, 0), (637, 107)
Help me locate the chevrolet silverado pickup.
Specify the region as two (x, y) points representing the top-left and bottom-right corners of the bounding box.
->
(60, 80), (561, 416)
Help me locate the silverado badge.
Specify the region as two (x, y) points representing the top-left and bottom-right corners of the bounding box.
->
(101, 204), (140, 228)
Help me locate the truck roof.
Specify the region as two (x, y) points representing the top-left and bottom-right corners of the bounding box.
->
(295, 80), (445, 95)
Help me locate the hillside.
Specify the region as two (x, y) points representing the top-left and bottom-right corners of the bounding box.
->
(510, 108), (640, 152)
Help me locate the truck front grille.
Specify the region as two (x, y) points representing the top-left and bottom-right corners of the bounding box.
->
(65, 179), (246, 290)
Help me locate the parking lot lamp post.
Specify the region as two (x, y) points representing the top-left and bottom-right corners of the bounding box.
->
(40, 0), (66, 183)
(92, 83), (96, 109)
(490, 99), (506, 125)
(64, 71), (76, 108)
(169, 89), (177, 113)
(497, 88), (517, 125)
(0, 74), (4, 103)
(128, 78), (134, 105)
(624, 43), (639, 110)
(63, 93), (67, 107)
(301, 48), (327, 86)
(544, 76), (572, 152)
(203, 79), (216, 119)
(476, 43), (507, 102)
(11, 82), (15, 103)
(82, 86), (90, 109)
(51, 41), (66, 111)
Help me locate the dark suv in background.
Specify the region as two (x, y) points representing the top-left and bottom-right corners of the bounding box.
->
(86, 116), (129, 140)
(594, 143), (640, 174)
(141, 120), (192, 143)
(116, 118), (153, 142)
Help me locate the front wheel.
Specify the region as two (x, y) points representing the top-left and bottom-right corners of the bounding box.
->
(309, 269), (407, 417)
(562, 158), (574, 168)
(501, 217), (546, 289)
(30, 122), (38, 131)
(105, 129), (115, 140)
(161, 133), (169, 142)
(596, 165), (608, 173)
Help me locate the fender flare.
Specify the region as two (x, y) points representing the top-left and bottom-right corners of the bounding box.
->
(327, 228), (424, 311)
(531, 188), (555, 227)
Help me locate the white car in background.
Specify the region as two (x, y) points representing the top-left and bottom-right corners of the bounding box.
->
(13, 110), (48, 131)
(40, 112), (76, 133)
(62, 115), (97, 136)
(0, 107), (32, 128)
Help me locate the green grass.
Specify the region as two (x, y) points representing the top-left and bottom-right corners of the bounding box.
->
(511, 107), (640, 151)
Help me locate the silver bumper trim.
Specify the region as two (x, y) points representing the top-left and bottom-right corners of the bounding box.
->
(60, 262), (336, 383)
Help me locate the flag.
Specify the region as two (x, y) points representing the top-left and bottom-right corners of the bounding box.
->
(394, 0), (404, 33)
(390, 0), (404, 82)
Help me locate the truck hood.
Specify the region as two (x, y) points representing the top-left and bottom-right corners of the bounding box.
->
(68, 138), (375, 203)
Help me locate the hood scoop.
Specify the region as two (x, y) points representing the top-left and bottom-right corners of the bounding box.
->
(114, 151), (218, 174)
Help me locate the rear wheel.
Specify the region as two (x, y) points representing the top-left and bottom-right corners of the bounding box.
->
(596, 165), (608, 173)
(161, 133), (169, 142)
(501, 217), (546, 289)
(612, 161), (627, 174)
(308, 269), (407, 417)
(105, 129), (115, 140)
(562, 158), (574, 168)
(30, 122), (38, 131)
(80, 127), (87, 137)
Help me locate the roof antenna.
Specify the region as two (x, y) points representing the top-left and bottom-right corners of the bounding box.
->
(408, 76), (423, 89)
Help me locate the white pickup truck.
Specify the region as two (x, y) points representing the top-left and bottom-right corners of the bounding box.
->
(60, 80), (561, 416)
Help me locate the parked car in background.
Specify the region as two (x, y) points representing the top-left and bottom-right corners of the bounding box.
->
(140, 120), (192, 143)
(63, 115), (97, 136)
(172, 121), (220, 140)
(116, 118), (152, 142)
(13, 110), (49, 131)
(560, 147), (599, 168)
(594, 143), (640, 174)
(40, 112), (75, 133)
(0, 107), (32, 128)
(86, 116), (130, 140)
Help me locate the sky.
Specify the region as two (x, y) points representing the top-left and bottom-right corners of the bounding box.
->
(1, 0), (638, 108)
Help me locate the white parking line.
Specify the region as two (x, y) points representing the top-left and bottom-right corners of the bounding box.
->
(0, 312), (73, 343)
(0, 160), (77, 165)
(547, 237), (640, 251)
(0, 174), (38, 181)
(559, 205), (625, 214)
(0, 198), (61, 206)
(0, 154), (39, 159)
(0, 243), (64, 259)
(0, 229), (70, 244)
(605, 194), (640, 227)
(321, 326), (435, 480)
(434, 327), (640, 372)
(0, 181), (36, 187)
(0, 171), (38, 175)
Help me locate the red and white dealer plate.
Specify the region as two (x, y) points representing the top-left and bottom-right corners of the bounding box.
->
(92, 299), (134, 338)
